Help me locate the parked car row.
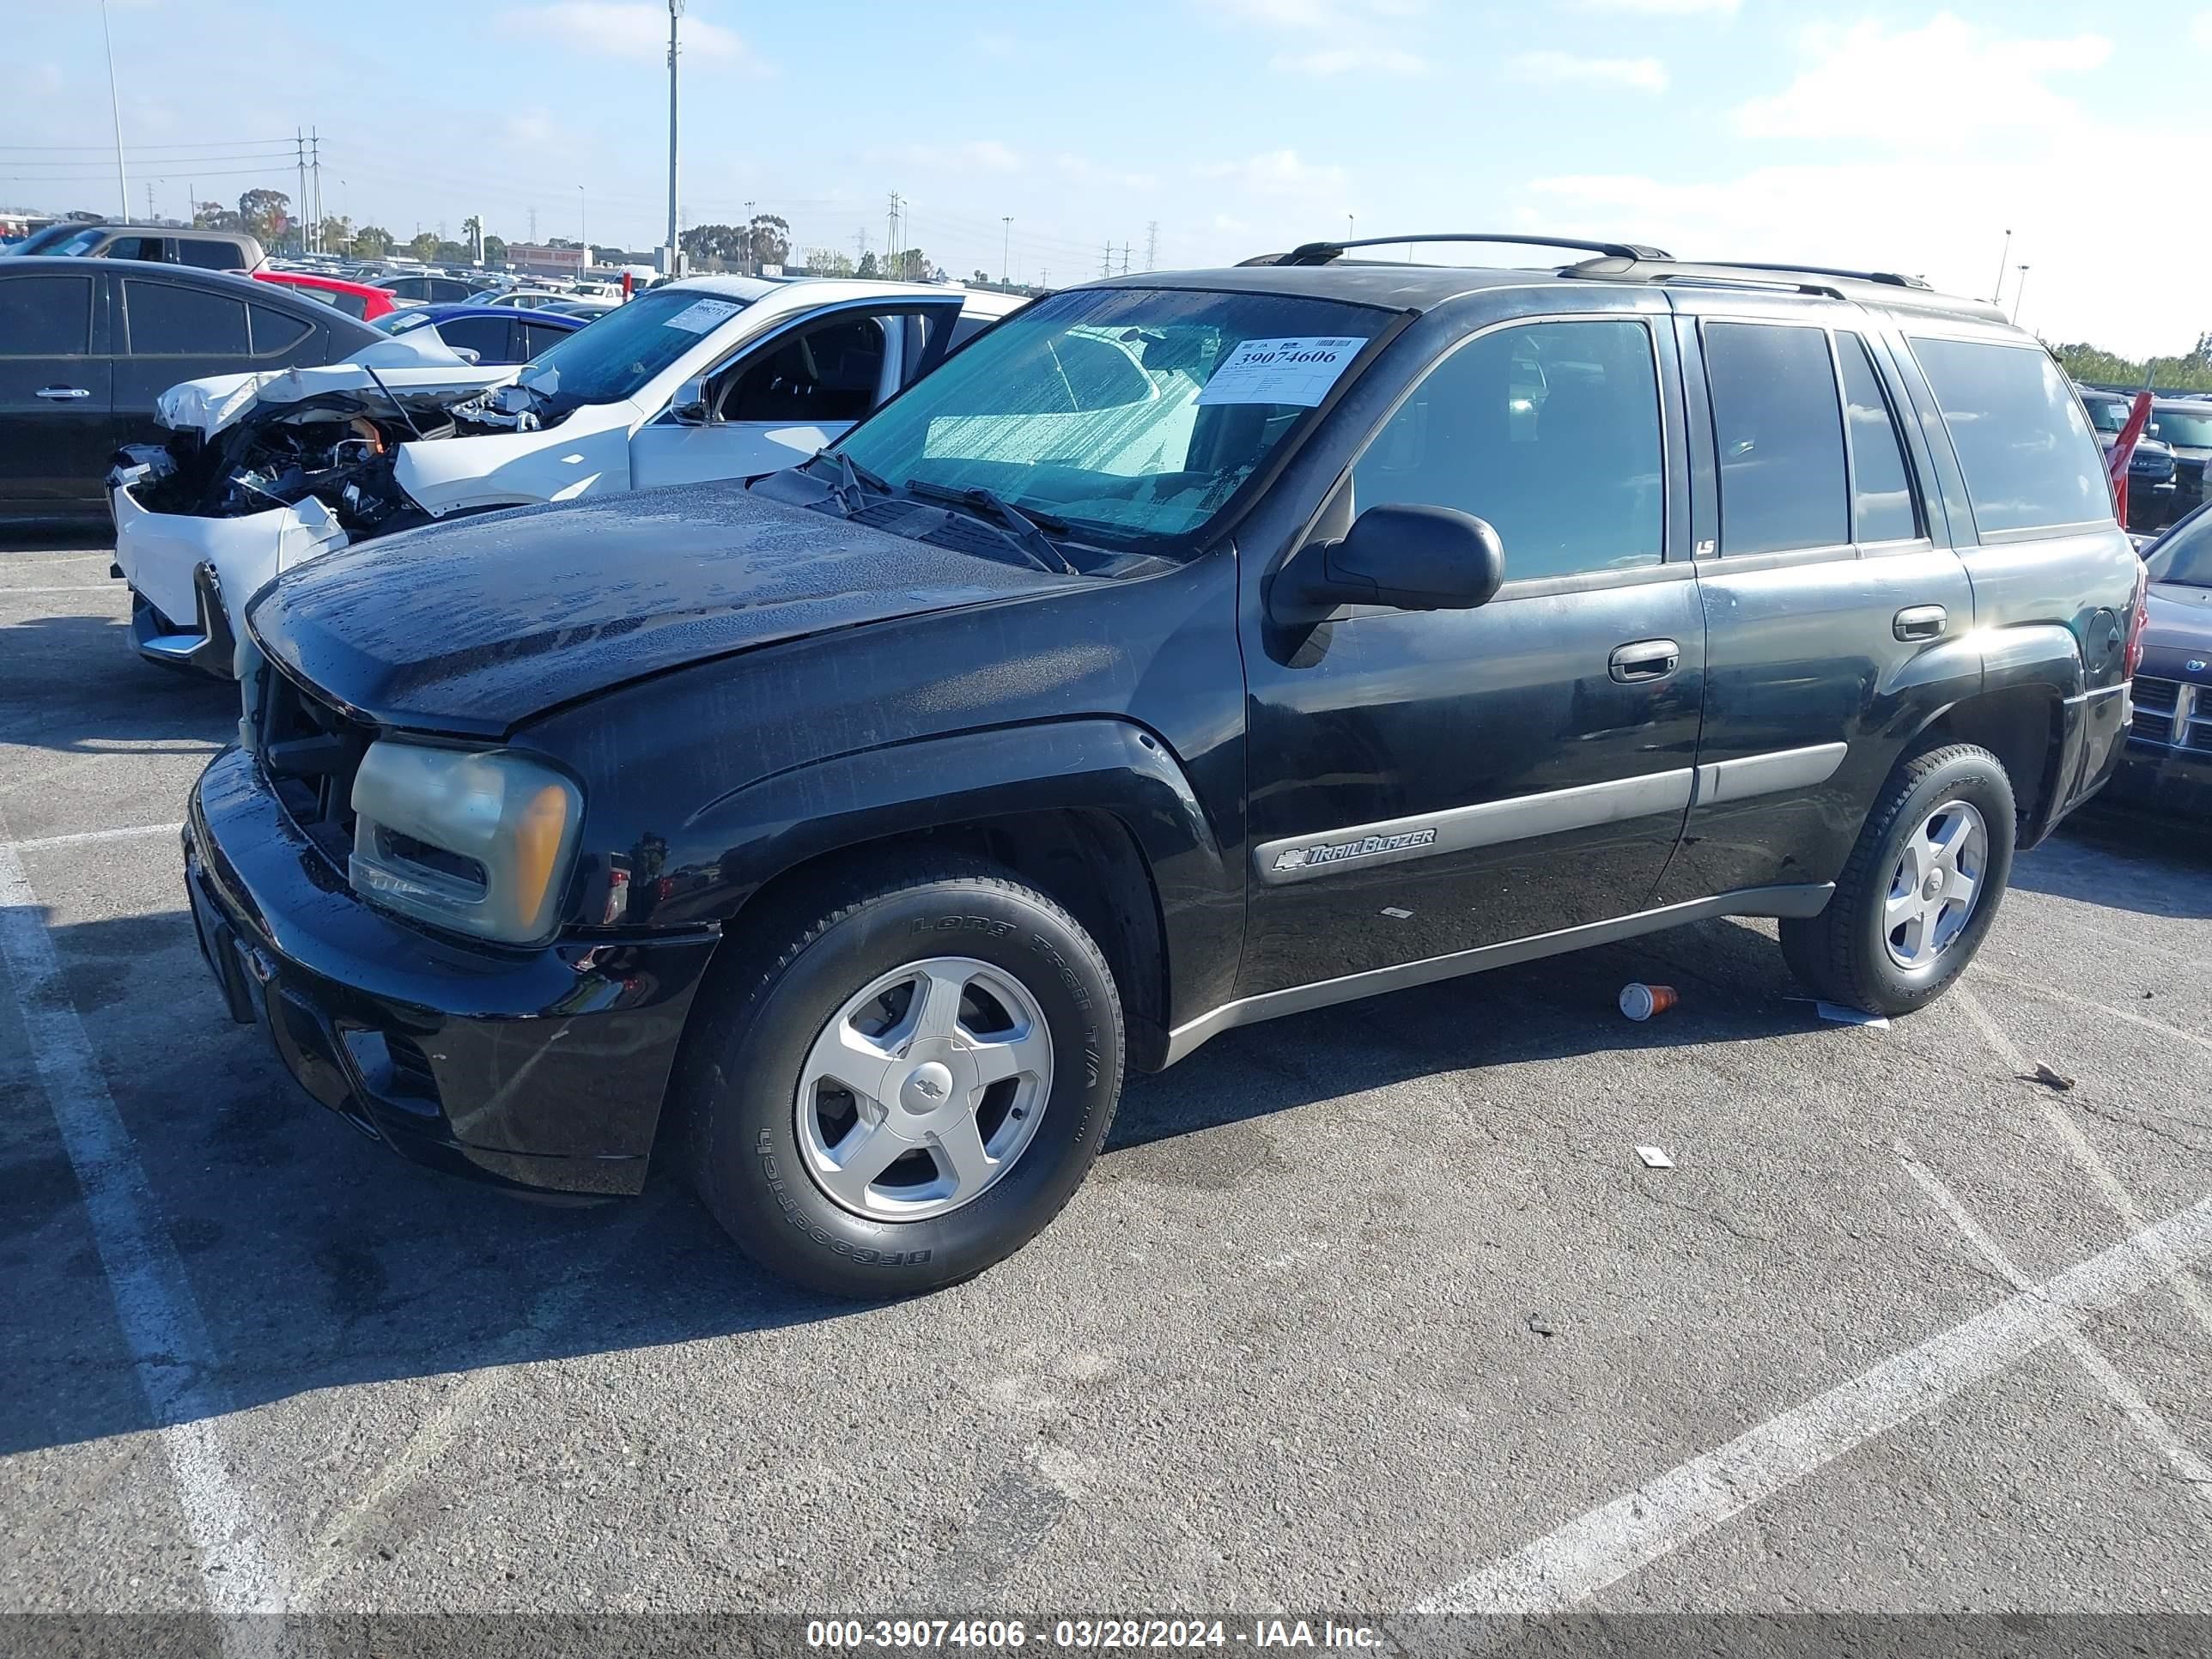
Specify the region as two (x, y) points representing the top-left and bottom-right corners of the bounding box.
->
(163, 233), (2151, 1297)
(2075, 380), (2212, 534)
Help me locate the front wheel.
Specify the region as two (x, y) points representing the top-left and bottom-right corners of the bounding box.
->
(1780, 742), (2017, 1017)
(680, 855), (1124, 1298)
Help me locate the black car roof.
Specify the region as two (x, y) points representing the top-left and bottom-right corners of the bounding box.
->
(1091, 251), (2006, 326)
(2, 255), (382, 343)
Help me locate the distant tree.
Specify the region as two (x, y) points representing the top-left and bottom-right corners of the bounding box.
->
(433, 240), (470, 264)
(883, 247), (931, 283)
(237, 187), (290, 246)
(316, 216), (352, 252)
(972, 269), (992, 288)
(855, 250), (880, 279)
(746, 213), (791, 270)
(193, 200), (244, 232)
(407, 230), (439, 263)
(352, 224), (393, 258)
(802, 247), (854, 277)
(679, 222), (744, 270)
(459, 214), (483, 262)
(483, 234), (507, 265)
(2053, 339), (2212, 394)
(547, 236), (580, 249)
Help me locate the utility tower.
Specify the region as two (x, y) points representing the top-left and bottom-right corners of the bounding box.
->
(1145, 222), (1158, 270)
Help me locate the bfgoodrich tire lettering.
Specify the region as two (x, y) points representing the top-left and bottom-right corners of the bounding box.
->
(1780, 741), (2016, 1018)
(680, 854), (1124, 1297)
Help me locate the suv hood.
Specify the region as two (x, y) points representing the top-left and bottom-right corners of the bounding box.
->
(157, 333), (516, 438)
(248, 481), (1087, 736)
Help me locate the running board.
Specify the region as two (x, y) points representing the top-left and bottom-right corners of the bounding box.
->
(1161, 883), (1835, 1066)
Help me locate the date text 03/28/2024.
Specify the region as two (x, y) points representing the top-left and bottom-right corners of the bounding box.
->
(804, 1618), (1385, 1650)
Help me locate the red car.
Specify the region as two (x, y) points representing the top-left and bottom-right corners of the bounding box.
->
(251, 269), (403, 322)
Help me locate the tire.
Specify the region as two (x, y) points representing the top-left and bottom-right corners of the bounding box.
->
(680, 853), (1124, 1298)
(1779, 742), (2016, 1018)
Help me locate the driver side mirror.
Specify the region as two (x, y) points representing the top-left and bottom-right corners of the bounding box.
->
(670, 375), (714, 426)
(1273, 503), (1506, 623)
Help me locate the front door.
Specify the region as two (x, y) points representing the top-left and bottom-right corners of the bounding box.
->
(0, 269), (112, 514)
(629, 302), (961, 490)
(1239, 312), (1705, 997)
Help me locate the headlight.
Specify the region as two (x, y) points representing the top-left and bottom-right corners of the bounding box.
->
(349, 740), (583, 945)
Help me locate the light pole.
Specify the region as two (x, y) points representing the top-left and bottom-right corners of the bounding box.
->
(665, 0), (684, 278)
(577, 184), (586, 274)
(99, 0), (130, 221)
(1001, 216), (1011, 286)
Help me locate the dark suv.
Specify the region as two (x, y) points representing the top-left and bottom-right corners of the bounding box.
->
(182, 234), (2145, 1296)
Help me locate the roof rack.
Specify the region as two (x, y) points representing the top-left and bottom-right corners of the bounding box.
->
(1270, 233), (1674, 267)
(1695, 260), (1932, 291)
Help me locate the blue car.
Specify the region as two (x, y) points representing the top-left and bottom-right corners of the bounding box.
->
(370, 301), (586, 365)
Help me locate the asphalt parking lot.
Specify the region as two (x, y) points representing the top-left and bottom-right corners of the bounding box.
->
(5, 538), (2212, 1649)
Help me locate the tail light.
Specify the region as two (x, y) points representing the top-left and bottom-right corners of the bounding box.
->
(2123, 558), (2150, 680)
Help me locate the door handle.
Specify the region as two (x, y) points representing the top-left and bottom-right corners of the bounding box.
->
(1893, 604), (1948, 642)
(34, 386), (92, 401)
(1609, 638), (1681, 684)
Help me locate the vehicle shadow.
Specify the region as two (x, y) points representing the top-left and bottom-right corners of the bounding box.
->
(0, 613), (238, 755)
(3, 902), (1829, 1458)
(2008, 800), (2212, 921)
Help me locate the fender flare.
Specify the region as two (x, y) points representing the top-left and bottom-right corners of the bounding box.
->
(663, 718), (1241, 1028)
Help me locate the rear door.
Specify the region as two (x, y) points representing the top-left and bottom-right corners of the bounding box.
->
(0, 268), (112, 514)
(111, 275), (258, 450)
(1653, 294), (1974, 905)
(629, 299), (960, 489)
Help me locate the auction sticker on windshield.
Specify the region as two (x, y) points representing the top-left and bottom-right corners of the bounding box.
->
(663, 297), (745, 334)
(1197, 337), (1367, 407)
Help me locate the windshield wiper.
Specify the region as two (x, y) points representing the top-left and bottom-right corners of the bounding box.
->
(805, 447), (891, 516)
(903, 479), (1081, 575)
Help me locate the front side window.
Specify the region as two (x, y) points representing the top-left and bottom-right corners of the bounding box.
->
(1351, 319), (1664, 582)
(1838, 333), (1919, 543)
(1910, 337), (2109, 533)
(723, 314), (887, 423)
(123, 280), (248, 355)
(0, 274), (94, 356)
(179, 239), (240, 270)
(1705, 321), (1848, 556)
(836, 285), (1382, 556)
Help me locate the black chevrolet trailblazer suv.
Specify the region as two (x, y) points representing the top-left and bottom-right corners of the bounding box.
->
(184, 234), (2147, 1297)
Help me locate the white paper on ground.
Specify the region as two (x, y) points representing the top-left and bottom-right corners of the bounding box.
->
(1196, 337), (1368, 407)
(1637, 1146), (1674, 1170)
(662, 297), (744, 335)
(1809, 999), (1891, 1030)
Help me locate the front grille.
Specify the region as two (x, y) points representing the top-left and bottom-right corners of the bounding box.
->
(256, 666), (374, 868)
(2129, 674), (2212, 750)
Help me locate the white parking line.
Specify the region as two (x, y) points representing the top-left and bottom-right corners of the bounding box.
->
(0, 842), (287, 1651)
(1974, 967), (2212, 1060)
(2, 821), (185, 854)
(1898, 1144), (2212, 1537)
(0, 585), (126, 594)
(1954, 982), (2212, 1345)
(1413, 1182), (2212, 1614)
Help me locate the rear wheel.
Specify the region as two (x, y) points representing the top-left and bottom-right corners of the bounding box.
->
(680, 854), (1124, 1297)
(1780, 742), (2016, 1017)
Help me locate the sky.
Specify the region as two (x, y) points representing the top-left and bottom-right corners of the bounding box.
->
(0, 0), (2199, 356)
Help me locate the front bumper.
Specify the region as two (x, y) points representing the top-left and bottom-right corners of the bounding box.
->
(128, 560), (236, 677)
(185, 744), (720, 1194)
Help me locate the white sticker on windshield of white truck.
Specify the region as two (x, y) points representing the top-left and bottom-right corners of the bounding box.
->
(1195, 336), (1368, 407)
(662, 297), (744, 335)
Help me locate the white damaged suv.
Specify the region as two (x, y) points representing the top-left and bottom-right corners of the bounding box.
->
(109, 275), (1026, 675)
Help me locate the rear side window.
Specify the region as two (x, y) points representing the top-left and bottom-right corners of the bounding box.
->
(178, 240), (239, 270)
(124, 280), (248, 356)
(1838, 334), (1918, 543)
(434, 315), (512, 362)
(0, 274), (94, 356)
(107, 235), (169, 263)
(1352, 318), (1664, 582)
(1704, 322), (1847, 556)
(248, 304), (313, 356)
(519, 321), (568, 359)
(1910, 337), (2109, 533)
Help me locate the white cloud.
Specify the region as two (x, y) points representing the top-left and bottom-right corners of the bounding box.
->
(497, 3), (748, 62)
(1196, 149), (1349, 198)
(1736, 16), (2108, 149)
(1271, 44), (1425, 76)
(1510, 51), (1668, 92)
(1571, 0), (1736, 14)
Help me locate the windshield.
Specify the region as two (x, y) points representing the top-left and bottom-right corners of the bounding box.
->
(2148, 508), (2212, 586)
(512, 285), (747, 410)
(834, 286), (1383, 556)
(2154, 407), (2212, 448)
(50, 228), (108, 257)
(2079, 393), (2128, 434)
